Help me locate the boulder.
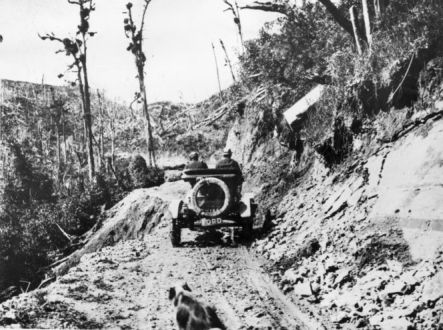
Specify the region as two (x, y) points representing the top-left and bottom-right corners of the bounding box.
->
(381, 280), (407, 297)
(421, 271), (443, 305)
(293, 282), (312, 297)
(331, 311), (351, 324)
(378, 317), (412, 330)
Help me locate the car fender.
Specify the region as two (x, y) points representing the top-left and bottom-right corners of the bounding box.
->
(169, 199), (183, 219)
(239, 193), (255, 218)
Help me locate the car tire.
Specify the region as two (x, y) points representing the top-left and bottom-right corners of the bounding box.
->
(170, 219), (181, 247)
(191, 177), (231, 217)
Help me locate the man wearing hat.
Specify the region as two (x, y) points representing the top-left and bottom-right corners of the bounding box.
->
(216, 148), (243, 202)
(216, 148), (241, 173)
(184, 152), (208, 187)
(185, 152), (208, 170)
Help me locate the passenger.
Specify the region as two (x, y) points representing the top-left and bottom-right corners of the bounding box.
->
(185, 152), (208, 170)
(215, 148), (243, 202)
(184, 152), (208, 187)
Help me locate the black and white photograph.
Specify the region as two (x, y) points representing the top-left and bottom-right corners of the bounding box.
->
(0, 0), (442, 329)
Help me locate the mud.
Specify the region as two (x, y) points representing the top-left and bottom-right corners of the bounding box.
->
(0, 217), (324, 329)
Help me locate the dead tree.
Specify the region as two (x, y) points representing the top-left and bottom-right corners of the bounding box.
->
(124, 1), (157, 167)
(102, 101), (117, 172)
(219, 39), (236, 82)
(223, 0), (245, 53)
(40, 0), (96, 181)
(240, 1), (289, 15)
(96, 89), (106, 170)
(362, 0), (372, 47)
(350, 6), (363, 55)
(49, 88), (66, 186)
(373, 0), (384, 20)
(211, 42), (224, 101)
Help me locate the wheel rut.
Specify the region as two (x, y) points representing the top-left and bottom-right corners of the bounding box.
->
(135, 224), (323, 329)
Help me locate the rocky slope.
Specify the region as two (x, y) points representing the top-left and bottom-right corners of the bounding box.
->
(252, 109), (443, 329)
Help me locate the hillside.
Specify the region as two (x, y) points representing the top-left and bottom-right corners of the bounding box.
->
(1, 0), (443, 329)
(2, 60), (443, 329)
(1, 108), (442, 328)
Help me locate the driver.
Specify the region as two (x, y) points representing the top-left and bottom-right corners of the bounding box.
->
(215, 148), (243, 202)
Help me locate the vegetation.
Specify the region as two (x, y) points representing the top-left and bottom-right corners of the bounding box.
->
(129, 155), (164, 188)
(238, 0), (443, 158)
(0, 80), (160, 297)
(1, 0), (443, 303)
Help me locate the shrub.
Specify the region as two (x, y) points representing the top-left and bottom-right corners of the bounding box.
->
(129, 155), (165, 189)
(239, 3), (349, 94)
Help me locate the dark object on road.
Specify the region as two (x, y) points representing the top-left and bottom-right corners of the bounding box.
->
(168, 282), (226, 330)
(169, 168), (257, 246)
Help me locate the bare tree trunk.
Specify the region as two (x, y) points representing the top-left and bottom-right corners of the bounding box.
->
(350, 6), (363, 55)
(76, 69), (89, 171)
(97, 90), (105, 170)
(240, 1), (289, 15)
(137, 66), (156, 167)
(223, 0), (245, 53)
(81, 59), (95, 181)
(219, 39), (236, 82)
(74, 0), (95, 182)
(56, 126), (61, 188)
(234, 1), (245, 53)
(110, 121), (115, 171)
(373, 0), (384, 19)
(125, 0), (156, 167)
(62, 107), (67, 163)
(211, 42), (224, 101)
(362, 0), (372, 47)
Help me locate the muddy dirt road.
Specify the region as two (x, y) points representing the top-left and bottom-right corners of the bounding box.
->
(133, 222), (324, 330)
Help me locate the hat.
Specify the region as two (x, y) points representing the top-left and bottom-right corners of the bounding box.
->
(189, 152), (199, 160)
(223, 148), (232, 157)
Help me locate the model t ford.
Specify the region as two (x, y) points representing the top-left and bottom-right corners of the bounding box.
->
(169, 168), (257, 246)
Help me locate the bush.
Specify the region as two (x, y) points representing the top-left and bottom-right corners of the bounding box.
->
(239, 3), (348, 94)
(323, 0), (443, 117)
(129, 155), (165, 189)
(0, 142), (129, 296)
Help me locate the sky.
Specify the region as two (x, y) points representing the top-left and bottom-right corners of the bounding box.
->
(0, 0), (280, 104)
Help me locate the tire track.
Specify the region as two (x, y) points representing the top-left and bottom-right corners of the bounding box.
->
(135, 225), (324, 329)
(240, 248), (325, 330)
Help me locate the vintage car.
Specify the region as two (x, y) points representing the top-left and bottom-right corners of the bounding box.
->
(169, 168), (257, 246)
